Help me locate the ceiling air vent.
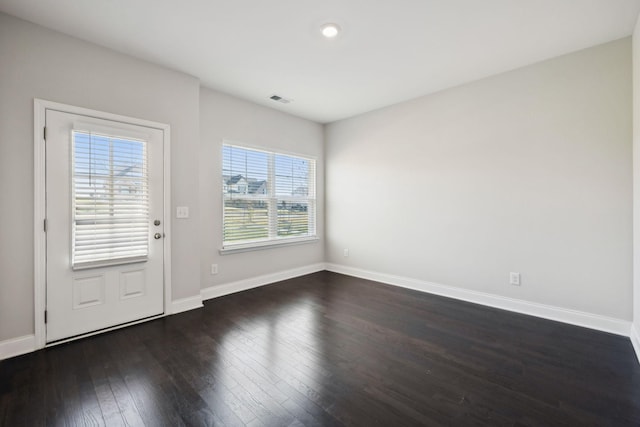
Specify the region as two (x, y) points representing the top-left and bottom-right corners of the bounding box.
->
(270, 94), (292, 104)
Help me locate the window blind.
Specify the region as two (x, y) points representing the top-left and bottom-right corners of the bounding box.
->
(72, 131), (149, 269)
(222, 144), (316, 248)
(275, 153), (316, 238)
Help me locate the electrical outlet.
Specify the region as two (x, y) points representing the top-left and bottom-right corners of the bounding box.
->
(343, 248), (349, 257)
(176, 206), (189, 218)
(509, 272), (521, 286)
(211, 264), (218, 275)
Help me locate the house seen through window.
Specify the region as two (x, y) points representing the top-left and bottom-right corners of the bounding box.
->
(222, 143), (316, 249)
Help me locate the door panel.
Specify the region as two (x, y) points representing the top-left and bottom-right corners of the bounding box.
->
(45, 109), (164, 342)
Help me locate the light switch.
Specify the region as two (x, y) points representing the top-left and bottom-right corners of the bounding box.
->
(176, 206), (189, 219)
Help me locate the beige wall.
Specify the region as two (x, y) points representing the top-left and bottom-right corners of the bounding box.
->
(325, 38), (633, 320)
(199, 88), (325, 288)
(0, 13), (201, 341)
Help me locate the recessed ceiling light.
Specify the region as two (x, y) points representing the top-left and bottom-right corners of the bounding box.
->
(321, 23), (341, 38)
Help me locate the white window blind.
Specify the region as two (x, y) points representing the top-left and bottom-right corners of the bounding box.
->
(222, 144), (316, 249)
(72, 131), (149, 269)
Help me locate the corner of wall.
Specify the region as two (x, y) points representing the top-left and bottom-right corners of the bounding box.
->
(632, 11), (640, 366)
(0, 335), (36, 361)
(170, 295), (204, 315)
(325, 263), (632, 336)
(631, 324), (640, 365)
(201, 263), (326, 301)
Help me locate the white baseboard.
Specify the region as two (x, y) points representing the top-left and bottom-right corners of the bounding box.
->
(170, 295), (204, 315)
(4, 264), (635, 362)
(201, 263), (326, 301)
(0, 334), (36, 361)
(326, 263), (631, 337)
(631, 324), (640, 364)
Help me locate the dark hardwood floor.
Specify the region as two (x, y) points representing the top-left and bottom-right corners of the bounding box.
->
(1, 271), (640, 426)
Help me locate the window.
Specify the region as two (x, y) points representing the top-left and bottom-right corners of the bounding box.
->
(222, 143), (316, 250)
(72, 131), (149, 268)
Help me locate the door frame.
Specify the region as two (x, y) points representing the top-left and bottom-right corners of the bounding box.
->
(33, 99), (172, 349)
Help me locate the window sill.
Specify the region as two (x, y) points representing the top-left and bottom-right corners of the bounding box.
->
(219, 236), (319, 255)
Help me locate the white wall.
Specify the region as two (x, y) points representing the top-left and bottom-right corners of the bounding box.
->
(326, 38), (632, 320)
(0, 10), (634, 348)
(199, 88), (324, 289)
(0, 13), (201, 341)
(633, 18), (640, 347)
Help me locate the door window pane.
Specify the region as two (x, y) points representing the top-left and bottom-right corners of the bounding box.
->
(72, 131), (149, 268)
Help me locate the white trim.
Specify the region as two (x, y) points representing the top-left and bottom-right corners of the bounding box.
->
(1, 260), (322, 359)
(631, 324), (640, 364)
(326, 263), (631, 336)
(162, 122), (173, 320)
(202, 263), (326, 300)
(33, 101), (46, 349)
(44, 314), (166, 349)
(33, 99), (172, 348)
(220, 237), (319, 255)
(170, 295), (204, 315)
(0, 335), (36, 361)
(223, 139), (318, 161)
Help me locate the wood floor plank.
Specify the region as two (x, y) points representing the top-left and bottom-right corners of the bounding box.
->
(1, 271), (640, 426)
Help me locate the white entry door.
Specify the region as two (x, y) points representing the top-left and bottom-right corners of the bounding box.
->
(45, 109), (165, 342)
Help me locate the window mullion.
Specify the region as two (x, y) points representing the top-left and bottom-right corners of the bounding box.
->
(267, 153), (277, 239)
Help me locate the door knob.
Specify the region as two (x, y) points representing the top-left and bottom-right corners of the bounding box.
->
(154, 233), (162, 240)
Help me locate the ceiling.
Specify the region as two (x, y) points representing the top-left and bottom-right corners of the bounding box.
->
(1, 1), (640, 123)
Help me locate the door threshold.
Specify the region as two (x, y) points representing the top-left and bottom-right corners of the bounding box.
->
(45, 312), (165, 348)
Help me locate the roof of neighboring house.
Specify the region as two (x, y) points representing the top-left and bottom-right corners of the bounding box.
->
(116, 164), (139, 177)
(226, 174), (245, 185)
(248, 180), (266, 193)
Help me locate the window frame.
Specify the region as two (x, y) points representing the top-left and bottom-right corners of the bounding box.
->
(220, 141), (318, 254)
